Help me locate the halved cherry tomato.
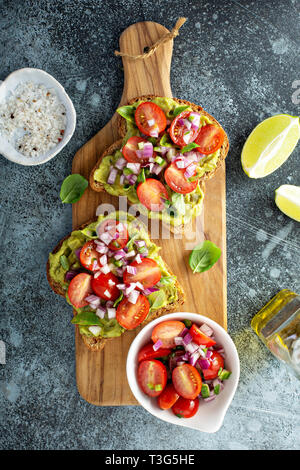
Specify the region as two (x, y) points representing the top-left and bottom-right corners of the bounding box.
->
(79, 240), (100, 271)
(68, 273), (93, 308)
(151, 320), (186, 348)
(138, 359), (167, 397)
(137, 178), (169, 212)
(91, 272), (120, 301)
(157, 384), (180, 410)
(138, 343), (172, 363)
(97, 219), (129, 251)
(135, 102), (167, 137)
(123, 257), (161, 289)
(194, 124), (225, 155)
(202, 351), (224, 380)
(164, 162), (198, 194)
(116, 294), (150, 330)
(172, 396), (199, 418)
(169, 110), (199, 147)
(190, 323), (216, 348)
(172, 364), (202, 400)
(122, 136), (150, 163)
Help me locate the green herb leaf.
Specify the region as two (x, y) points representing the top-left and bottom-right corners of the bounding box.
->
(60, 174), (88, 204)
(159, 133), (174, 148)
(176, 413), (183, 418)
(116, 105), (136, 123)
(60, 255), (69, 270)
(148, 290), (166, 310)
(173, 105), (190, 117)
(113, 291), (124, 308)
(181, 142), (200, 154)
(183, 319), (192, 328)
(71, 312), (103, 326)
(137, 168), (146, 183)
(189, 240), (221, 274)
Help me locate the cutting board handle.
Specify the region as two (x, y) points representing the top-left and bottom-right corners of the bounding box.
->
(119, 21), (174, 103)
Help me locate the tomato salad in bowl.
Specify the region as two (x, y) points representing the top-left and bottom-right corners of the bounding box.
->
(126, 312), (240, 432)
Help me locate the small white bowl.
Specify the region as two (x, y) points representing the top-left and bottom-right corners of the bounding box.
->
(127, 312), (240, 433)
(0, 68), (76, 166)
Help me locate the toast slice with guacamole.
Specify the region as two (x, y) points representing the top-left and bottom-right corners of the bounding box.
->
(47, 211), (185, 352)
(90, 96), (228, 231)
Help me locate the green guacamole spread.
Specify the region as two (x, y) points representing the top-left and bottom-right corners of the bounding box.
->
(48, 211), (178, 338)
(93, 97), (220, 226)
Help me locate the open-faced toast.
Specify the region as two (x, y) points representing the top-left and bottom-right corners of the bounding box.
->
(47, 211), (185, 352)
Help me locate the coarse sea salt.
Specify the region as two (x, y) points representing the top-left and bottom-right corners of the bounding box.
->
(0, 81), (67, 157)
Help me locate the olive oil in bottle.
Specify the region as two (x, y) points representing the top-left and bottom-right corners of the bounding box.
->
(251, 289), (300, 379)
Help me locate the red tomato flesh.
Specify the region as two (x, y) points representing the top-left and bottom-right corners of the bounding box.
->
(116, 294), (150, 330)
(157, 384), (180, 410)
(151, 320), (186, 348)
(68, 273), (93, 308)
(202, 351), (224, 380)
(172, 396), (199, 418)
(123, 257), (161, 289)
(91, 272), (120, 301)
(138, 343), (172, 363)
(135, 102), (167, 137)
(122, 136), (150, 163)
(137, 178), (169, 212)
(97, 219), (129, 251)
(194, 124), (225, 155)
(172, 364), (202, 400)
(138, 359), (167, 397)
(190, 324), (216, 347)
(169, 110), (199, 147)
(79, 240), (100, 271)
(164, 162), (198, 194)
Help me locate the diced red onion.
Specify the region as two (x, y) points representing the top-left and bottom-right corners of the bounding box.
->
(116, 267), (124, 277)
(116, 283), (126, 290)
(65, 270), (78, 281)
(203, 395), (216, 402)
(99, 254), (107, 265)
(135, 281), (144, 290)
(177, 361), (185, 366)
(135, 240), (146, 248)
(108, 279), (116, 287)
(167, 148), (176, 161)
(198, 358), (210, 369)
(107, 307), (116, 319)
(185, 341), (199, 354)
(127, 162), (141, 174)
(199, 323), (214, 337)
(183, 332), (193, 346)
(147, 118), (155, 126)
(92, 260), (99, 271)
(99, 231), (113, 245)
(135, 254), (142, 264)
(94, 270), (102, 279)
(179, 327), (189, 337)
(104, 289), (111, 299)
(85, 294), (100, 304)
(114, 249), (126, 260)
(127, 174), (137, 185)
(95, 244), (108, 254)
(120, 174), (125, 185)
(175, 158), (187, 169)
(142, 287), (159, 296)
(183, 132), (190, 144)
(125, 250), (136, 258)
(152, 164), (163, 175)
(206, 350), (213, 358)
(96, 307), (106, 319)
(107, 167), (118, 184)
(184, 163), (196, 179)
(189, 350), (201, 366)
(174, 336), (184, 346)
(149, 129), (158, 138)
(115, 157), (127, 170)
(178, 118), (184, 126)
(101, 264), (111, 274)
(128, 290), (139, 304)
(183, 118), (192, 130)
(126, 265), (137, 275)
(125, 283), (137, 295)
(153, 339), (162, 351)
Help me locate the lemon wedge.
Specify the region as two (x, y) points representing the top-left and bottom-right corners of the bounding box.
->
(275, 185), (300, 222)
(242, 114), (300, 178)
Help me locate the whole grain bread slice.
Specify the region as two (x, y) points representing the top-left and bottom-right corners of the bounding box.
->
(46, 218), (185, 352)
(116, 95), (229, 181)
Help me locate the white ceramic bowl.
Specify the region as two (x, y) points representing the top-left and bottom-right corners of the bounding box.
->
(0, 68), (76, 165)
(127, 312), (240, 433)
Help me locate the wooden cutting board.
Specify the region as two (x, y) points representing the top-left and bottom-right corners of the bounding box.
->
(72, 21), (227, 406)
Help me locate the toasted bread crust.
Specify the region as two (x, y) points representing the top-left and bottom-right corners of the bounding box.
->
(46, 218), (185, 352)
(89, 139), (123, 193)
(116, 95), (229, 181)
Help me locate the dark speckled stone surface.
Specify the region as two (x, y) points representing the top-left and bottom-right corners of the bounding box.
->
(0, 0), (299, 450)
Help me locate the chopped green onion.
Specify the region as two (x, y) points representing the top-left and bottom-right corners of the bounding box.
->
(154, 384), (163, 392)
(219, 369), (231, 380)
(217, 367), (223, 377)
(155, 156), (165, 166)
(201, 384), (210, 398)
(147, 383), (154, 390)
(60, 255), (69, 270)
(137, 169), (146, 183)
(183, 319), (192, 328)
(214, 384), (221, 395)
(113, 259), (123, 267)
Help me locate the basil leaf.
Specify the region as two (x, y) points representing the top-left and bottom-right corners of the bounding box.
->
(71, 311), (103, 326)
(60, 174), (88, 204)
(181, 142), (200, 154)
(60, 255), (69, 270)
(116, 105), (136, 123)
(173, 105), (190, 117)
(189, 241), (221, 273)
(149, 290), (166, 310)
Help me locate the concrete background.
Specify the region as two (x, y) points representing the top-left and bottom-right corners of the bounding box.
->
(0, 0), (299, 450)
